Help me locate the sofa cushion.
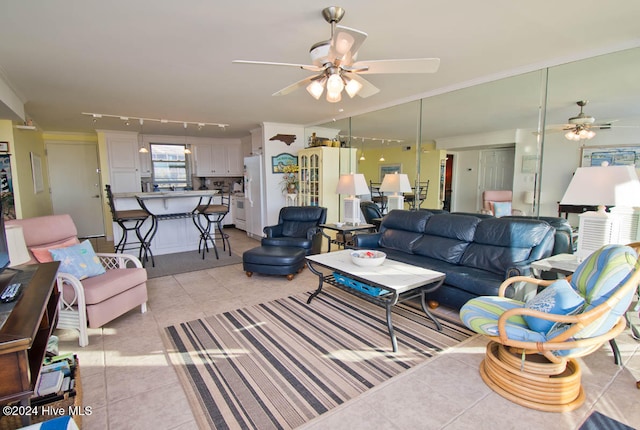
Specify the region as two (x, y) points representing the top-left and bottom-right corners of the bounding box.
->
(281, 220), (318, 238)
(262, 236), (313, 249)
(460, 218), (552, 275)
(412, 214), (480, 263)
(80, 267), (147, 305)
(460, 296), (547, 342)
(378, 210), (432, 252)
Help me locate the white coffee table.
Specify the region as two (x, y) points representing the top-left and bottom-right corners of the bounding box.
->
(306, 249), (446, 352)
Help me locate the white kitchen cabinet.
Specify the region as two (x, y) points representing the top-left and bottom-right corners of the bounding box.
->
(194, 143), (243, 176)
(106, 131), (141, 192)
(194, 143), (214, 176)
(226, 144), (243, 176)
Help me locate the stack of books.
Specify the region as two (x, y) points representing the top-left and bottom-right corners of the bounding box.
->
(33, 353), (78, 401)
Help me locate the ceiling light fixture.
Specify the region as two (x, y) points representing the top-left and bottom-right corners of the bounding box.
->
(306, 67), (363, 103)
(565, 124), (596, 141)
(138, 119), (148, 153)
(183, 122), (192, 154)
(82, 112), (229, 129)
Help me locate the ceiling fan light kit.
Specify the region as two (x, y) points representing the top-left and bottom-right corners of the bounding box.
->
(564, 101), (597, 141)
(233, 6), (440, 103)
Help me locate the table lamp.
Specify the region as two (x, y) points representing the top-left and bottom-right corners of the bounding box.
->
(560, 163), (640, 259)
(5, 225), (31, 267)
(379, 172), (412, 211)
(336, 173), (369, 225)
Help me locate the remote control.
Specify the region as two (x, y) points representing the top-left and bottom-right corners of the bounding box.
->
(1, 283), (22, 303)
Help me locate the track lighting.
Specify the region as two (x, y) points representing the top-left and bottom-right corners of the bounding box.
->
(82, 112), (229, 129)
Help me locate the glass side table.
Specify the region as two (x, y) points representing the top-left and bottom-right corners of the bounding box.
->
(530, 253), (580, 277)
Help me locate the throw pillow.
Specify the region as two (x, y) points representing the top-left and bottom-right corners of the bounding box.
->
(30, 237), (80, 263)
(523, 279), (585, 334)
(49, 240), (106, 280)
(491, 201), (512, 217)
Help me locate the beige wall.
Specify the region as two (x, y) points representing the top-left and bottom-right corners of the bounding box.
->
(356, 142), (445, 209)
(0, 120), (53, 219)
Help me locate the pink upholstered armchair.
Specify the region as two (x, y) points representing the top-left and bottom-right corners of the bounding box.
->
(7, 214), (148, 347)
(481, 190), (524, 217)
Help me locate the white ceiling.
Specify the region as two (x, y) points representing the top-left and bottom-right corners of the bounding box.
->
(1, 1), (639, 140)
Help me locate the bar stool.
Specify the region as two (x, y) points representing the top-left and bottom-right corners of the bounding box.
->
(192, 189), (231, 259)
(105, 184), (154, 266)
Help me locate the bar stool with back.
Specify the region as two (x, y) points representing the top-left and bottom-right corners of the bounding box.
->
(105, 184), (154, 266)
(192, 187), (232, 259)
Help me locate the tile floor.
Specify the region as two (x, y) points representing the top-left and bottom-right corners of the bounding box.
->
(54, 229), (640, 429)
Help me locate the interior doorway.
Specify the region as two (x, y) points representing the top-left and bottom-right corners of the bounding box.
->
(443, 154), (454, 211)
(46, 141), (105, 238)
(478, 147), (515, 207)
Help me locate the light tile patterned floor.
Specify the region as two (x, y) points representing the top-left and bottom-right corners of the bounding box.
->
(55, 229), (640, 429)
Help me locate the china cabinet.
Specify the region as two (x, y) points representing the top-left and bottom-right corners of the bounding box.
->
(298, 147), (356, 223)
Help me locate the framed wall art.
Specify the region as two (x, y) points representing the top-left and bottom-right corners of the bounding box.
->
(0, 142), (8, 153)
(30, 152), (44, 193)
(271, 153), (298, 173)
(580, 145), (640, 167)
(0, 155), (15, 219)
(379, 163), (402, 181)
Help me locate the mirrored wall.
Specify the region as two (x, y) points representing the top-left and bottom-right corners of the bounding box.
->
(309, 46), (640, 224)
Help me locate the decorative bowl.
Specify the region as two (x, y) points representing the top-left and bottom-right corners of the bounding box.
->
(335, 222), (345, 228)
(350, 250), (386, 267)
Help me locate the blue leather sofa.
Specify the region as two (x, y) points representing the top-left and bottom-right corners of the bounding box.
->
(352, 210), (555, 310)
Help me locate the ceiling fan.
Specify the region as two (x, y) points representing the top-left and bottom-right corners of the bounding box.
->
(558, 100), (628, 141)
(232, 6), (440, 103)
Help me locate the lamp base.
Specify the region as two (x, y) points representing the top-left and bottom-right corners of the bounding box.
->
(387, 194), (405, 211)
(343, 196), (361, 225)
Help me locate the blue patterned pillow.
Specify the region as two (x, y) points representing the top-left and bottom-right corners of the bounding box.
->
(49, 240), (106, 280)
(523, 279), (585, 333)
(491, 201), (512, 217)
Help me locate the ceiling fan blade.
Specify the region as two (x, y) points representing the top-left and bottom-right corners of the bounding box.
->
(353, 58), (441, 74)
(347, 73), (380, 98)
(329, 25), (367, 65)
(272, 75), (317, 97)
(232, 60), (322, 73)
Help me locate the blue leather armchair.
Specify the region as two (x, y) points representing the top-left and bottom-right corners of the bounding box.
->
(262, 206), (327, 255)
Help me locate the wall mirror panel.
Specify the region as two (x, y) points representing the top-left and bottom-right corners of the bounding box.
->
(541, 47), (640, 222)
(307, 46), (640, 223)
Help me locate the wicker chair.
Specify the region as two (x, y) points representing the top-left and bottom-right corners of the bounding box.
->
(7, 214), (148, 347)
(460, 244), (640, 411)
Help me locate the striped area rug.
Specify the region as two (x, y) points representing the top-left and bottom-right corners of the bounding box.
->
(162, 287), (473, 430)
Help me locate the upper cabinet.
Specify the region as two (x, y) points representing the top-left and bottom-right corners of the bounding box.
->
(194, 142), (243, 176)
(105, 131), (141, 192)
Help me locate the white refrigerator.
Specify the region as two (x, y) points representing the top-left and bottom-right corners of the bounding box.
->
(244, 155), (266, 239)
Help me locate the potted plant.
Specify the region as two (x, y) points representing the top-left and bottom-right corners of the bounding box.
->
(280, 164), (299, 194)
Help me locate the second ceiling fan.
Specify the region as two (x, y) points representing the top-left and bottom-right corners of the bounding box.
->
(233, 6), (440, 103)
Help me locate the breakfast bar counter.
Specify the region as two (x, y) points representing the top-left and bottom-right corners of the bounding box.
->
(112, 190), (219, 255)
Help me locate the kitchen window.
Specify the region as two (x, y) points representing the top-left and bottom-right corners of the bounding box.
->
(150, 144), (192, 190)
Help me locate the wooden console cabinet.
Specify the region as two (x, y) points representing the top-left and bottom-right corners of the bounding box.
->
(0, 262), (60, 414)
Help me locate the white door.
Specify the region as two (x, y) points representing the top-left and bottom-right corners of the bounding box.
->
(478, 148), (515, 206)
(47, 142), (105, 237)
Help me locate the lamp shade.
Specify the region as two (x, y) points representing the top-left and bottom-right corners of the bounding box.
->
(336, 173), (369, 196)
(560, 165), (640, 207)
(379, 173), (412, 195)
(5, 225), (31, 267)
